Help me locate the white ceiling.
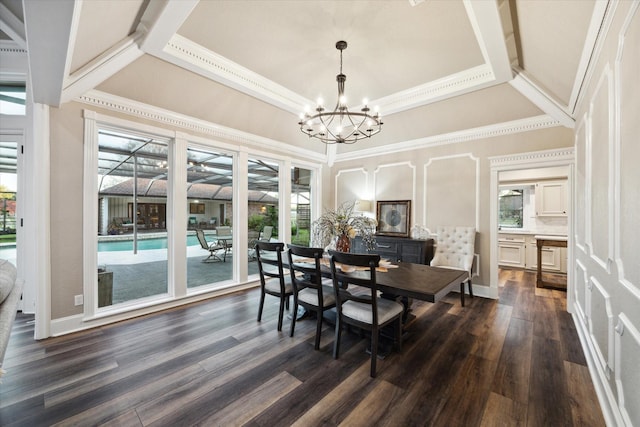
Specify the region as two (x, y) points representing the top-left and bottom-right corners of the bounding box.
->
(0, 0), (604, 157)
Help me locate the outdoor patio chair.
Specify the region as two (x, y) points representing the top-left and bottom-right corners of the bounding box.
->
(259, 225), (273, 242)
(188, 216), (198, 229)
(195, 229), (226, 263)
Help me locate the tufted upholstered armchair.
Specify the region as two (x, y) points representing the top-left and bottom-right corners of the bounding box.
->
(430, 226), (476, 306)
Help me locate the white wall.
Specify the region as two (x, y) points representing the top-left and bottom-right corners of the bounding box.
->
(331, 125), (574, 295)
(571, 2), (639, 426)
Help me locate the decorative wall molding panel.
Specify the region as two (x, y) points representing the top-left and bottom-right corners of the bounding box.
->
(615, 1), (640, 299)
(373, 162), (416, 209)
(588, 65), (614, 272)
(588, 276), (615, 378)
(574, 115), (587, 252)
(574, 260), (588, 325)
(335, 168), (369, 210)
(573, 4), (640, 426)
(614, 313), (640, 427)
(424, 154), (478, 230)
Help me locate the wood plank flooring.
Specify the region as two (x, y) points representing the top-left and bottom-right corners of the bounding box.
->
(0, 269), (605, 426)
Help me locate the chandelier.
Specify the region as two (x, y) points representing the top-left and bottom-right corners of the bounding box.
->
(298, 41), (383, 144)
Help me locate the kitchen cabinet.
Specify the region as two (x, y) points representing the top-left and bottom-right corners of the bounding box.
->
(499, 233), (567, 273)
(352, 235), (434, 265)
(525, 235), (567, 273)
(535, 180), (568, 216)
(498, 234), (526, 268)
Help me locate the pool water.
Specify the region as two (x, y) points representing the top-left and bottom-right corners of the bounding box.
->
(98, 235), (201, 252)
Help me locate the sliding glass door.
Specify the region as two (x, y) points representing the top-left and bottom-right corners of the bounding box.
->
(186, 146), (234, 288)
(97, 129), (169, 306)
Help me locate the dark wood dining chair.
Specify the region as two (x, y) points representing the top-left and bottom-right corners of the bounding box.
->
(329, 250), (404, 378)
(255, 241), (293, 331)
(287, 244), (336, 350)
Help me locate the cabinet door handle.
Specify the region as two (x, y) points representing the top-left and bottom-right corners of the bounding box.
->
(377, 244), (391, 248)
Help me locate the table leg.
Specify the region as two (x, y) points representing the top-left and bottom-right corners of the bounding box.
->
(537, 240), (543, 288)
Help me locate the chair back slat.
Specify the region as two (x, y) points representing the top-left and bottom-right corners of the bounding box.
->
(287, 244), (324, 291)
(195, 229), (209, 250)
(255, 241), (286, 285)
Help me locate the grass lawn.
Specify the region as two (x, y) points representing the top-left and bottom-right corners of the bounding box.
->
(0, 234), (16, 244)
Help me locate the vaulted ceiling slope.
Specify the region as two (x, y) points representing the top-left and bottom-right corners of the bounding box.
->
(1, 0), (604, 156)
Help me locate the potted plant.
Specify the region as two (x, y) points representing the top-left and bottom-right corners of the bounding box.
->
(311, 201), (376, 252)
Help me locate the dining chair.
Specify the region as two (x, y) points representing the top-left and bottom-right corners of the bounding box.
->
(287, 244), (336, 350)
(255, 241), (293, 331)
(430, 225), (476, 307)
(329, 250), (404, 378)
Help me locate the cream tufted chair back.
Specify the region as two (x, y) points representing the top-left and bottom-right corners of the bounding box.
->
(430, 226), (476, 280)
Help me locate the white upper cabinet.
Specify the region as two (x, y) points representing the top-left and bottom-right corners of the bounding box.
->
(535, 180), (568, 216)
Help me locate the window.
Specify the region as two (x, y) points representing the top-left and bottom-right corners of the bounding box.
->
(499, 188), (524, 229)
(186, 146), (235, 288)
(85, 112), (321, 322)
(0, 85), (26, 115)
(291, 166), (312, 246)
(97, 129), (170, 306)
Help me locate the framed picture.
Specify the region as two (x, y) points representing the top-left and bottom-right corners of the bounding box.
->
(376, 200), (411, 237)
(189, 203), (205, 214)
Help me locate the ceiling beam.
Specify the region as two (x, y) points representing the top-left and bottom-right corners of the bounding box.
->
(509, 69), (575, 128)
(23, 0), (79, 106)
(0, 2), (26, 49)
(138, 0), (199, 53)
(463, 0), (513, 83)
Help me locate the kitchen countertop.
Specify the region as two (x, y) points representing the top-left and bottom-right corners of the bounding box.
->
(534, 235), (568, 241)
(498, 229), (567, 237)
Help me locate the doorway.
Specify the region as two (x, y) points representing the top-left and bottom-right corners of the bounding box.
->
(489, 148), (574, 311)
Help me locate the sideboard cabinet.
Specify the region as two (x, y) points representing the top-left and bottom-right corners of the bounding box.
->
(351, 235), (434, 265)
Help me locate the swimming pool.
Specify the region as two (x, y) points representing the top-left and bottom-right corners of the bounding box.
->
(98, 235), (201, 252)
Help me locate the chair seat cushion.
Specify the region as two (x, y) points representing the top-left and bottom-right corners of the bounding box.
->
(298, 285), (336, 307)
(342, 298), (403, 325)
(265, 277), (293, 295)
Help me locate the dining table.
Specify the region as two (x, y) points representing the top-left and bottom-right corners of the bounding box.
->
(288, 256), (469, 320)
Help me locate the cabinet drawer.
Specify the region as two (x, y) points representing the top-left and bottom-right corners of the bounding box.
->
(499, 234), (526, 243)
(374, 241), (398, 252)
(498, 243), (526, 268)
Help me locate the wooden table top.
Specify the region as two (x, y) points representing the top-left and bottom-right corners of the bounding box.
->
(373, 262), (467, 303)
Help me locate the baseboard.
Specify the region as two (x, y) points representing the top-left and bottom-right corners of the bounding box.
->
(469, 283), (498, 299)
(51, 282), (259, 337)
(572, 310), (624, 427)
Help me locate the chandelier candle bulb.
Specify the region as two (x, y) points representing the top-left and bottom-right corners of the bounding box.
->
(298, 40), (383, 144)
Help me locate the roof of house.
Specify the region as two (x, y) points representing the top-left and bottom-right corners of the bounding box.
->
(100, 177), (278, 203)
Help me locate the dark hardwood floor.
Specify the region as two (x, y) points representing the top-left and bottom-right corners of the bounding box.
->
(0, 269), (605, 426)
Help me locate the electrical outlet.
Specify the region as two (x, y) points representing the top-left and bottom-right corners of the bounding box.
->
(74, 295), (84, 306)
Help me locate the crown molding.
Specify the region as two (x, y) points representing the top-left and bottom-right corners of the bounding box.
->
(159, 36), (506, 118)
(510, 69), (576, 128)
(335, 115), (562, 163)
(162, 34), (308, 114)
(373, 64), (496, 115)
(489, 146), (574, 168)
(76, 89), (325, 162)
(61, 32), (144, 104)
(0, 40), (26, 54)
